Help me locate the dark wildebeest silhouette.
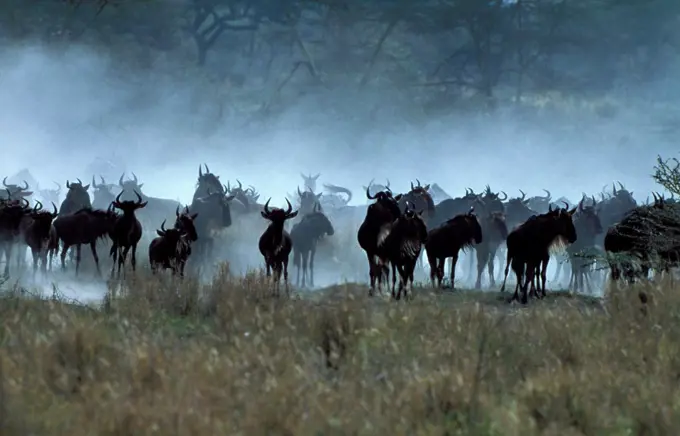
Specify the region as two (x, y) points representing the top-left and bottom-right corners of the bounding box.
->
(500, 203), (578, 304)
(0, 178), (32, 201)
(474, 211), (509, 289)
(566, 197), (603, 293)
(301, 172), (321, 193)
(504, 190), (537, 230)
(225, 179), (257, 214)
(258, 198), (299, 295)
(110, 190), (148, 277)
(376, 201), (428, 300)
(0, 198), (30, 277)
(596, 181), (638, 248)
(426, 208), (482, 289)
(52, 207), (118, 276)
(58, 179), (92, 216)
(22, 200), (59, 274)
(189, 189), (235, 263)
(173, 205), (199, 243)
(362, 178), (391, 202)
(290, 202), (335, 288)
(429, 188), (482, 229)
(604, 194), (680, 283)
(357, 185), (403, 295)
(91, 175), (118, 210)
(193, 164), (225, 200)
(149, 219), (194, 277)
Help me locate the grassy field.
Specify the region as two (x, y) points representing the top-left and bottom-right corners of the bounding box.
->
(0, 263), (677, 435)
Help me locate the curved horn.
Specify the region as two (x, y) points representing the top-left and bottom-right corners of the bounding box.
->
(264, 198), (272, 214)
(161, 219), (167, 232)
(115, 191), (123, 203)
(119, 173), (125, 186)
(132, 172), (138, 184)
(34, 200), (43, 211)
(134, 190), (143, 204)
(54, 181), (61, 193)
(100, 175), (106, 185)
(2, 177), (8, 188)
(204, 164), (210, 173)
(226, 181), (231, 192)
(237, 179), (242, 189)
(591, 195), (596, 206)
(612, 183), (617, 195)
(199, 165), (203, 178)
(467, 187), (474, 195)
(223, 184), (229, 194)
(51, 202), (58, 216)
(499, 191), (507, 201)
(77, 178), (83, 185)
(366, 185), (377, 200)
(542, 189), (551, 199)
(410, 181), (414, 190)
(21, 180), (29, 190)
(618, 181), (624, 190)
(562, 201), (570, 210)
(66, 180), (70, 189)
(416, 179), (421, 187)
(92, 175), (98, 188)
(297, 186), (303, 197)
(285, 198), (293, 214)
(176, 205), (180, 217)
(578, 199), (584, 212)
(519, 189), (526, 200)
(385, 179), (390, 188)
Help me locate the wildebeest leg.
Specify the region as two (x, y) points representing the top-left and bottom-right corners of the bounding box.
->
(509, 258), (524, 302)
(131, 243), (138, 272)
(426, 252), (438, 288)
(475, 246), (489, 289)
(60, 244), (70, 271)
(449, 252), (460, 290)
(283, 258), (290, 296)
(74, 244), (82, 276)
(295, 250), (301, 287)
(367, 253), (376, 295)
(391, 262), (398, 297)
(89, 242), (101, 276)
(487, 247), (498, 288)
(31, 247), (39, 276)
(522, 261), (537, 304)
(301, 250), (308, 288)
(540, 257), (549, 297)
(436, 258), (445, 288)
(394, 264), (406, 301)
(120, 246), (132, 278)
(309, 246), (316, 288)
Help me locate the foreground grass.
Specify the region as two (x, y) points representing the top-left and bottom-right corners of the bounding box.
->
(0, 265), (677, 435)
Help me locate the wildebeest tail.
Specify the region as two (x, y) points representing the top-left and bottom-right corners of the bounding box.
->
(500, 244), (513, 292)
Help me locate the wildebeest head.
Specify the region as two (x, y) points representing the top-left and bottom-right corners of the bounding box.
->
(363, 178), (391, 200)
(226, 180), (252, 209)
(174, 205), (199, 242)
(546, 202), (578, 244)
(195, 164), (224, 200)
(575, 196), (603, 237)
(480, 185), (507, 214)
(112, 190), (147, 215)
(0, 197), (31, 235)
(37, 181), (61, 206)
(505, 190), (535, 228)
(156, 219), (185, 242)
(194, 190), (235, 229)
(91, 175), (117, 208)
(118, 172), (145, 201)
(394, 201), (428, 244)
(60, 179), (92, 215)
(26, 200), (58, 237)
(399, 179), (436, 221)
(1, 177), (32, 200)
(527, 189), (552, 213)
(365, 183), (402, 218)
(301, 172), (320, 193)
(261, 198), (298, 224)
(447, 207), (483, 245)
(297, 186), (323, 216)
(611, 181), (637, 209)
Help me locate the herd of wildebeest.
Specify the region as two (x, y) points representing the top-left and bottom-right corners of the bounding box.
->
(0, 164), (677, 304)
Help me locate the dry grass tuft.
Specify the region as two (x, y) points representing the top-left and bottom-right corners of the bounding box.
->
(0, 264), (679, 434)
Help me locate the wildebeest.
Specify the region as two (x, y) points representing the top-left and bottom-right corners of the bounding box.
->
(357, 185), (403, 294)
(118, 172), (183, 229)
(301, 172), (321, 193)
(173, 205), (199, 243)
(193, 164), (225, 201)
(564, 197), (604, 293)
(52, 207), (118, 276)
(225, 180), (257, 214)
(189, 189), (235, 263)
(296, 186), (323, 217)
(500, 203), (578, 304)
(321, 183), (353, 209)
(110, 190), (148, 277)
(21, 200), (59, 274)
(291, 202), (335, 288)
(0, 177), (32, 201)
(426, 208), (482, 289)
(363, 178), (391, 201)
(526, 189), (553, 214)
(91, 175), (118, 210)
(258, 198), (298, 295)
(504, 190), (537, 230)
(430, 188), (481, 229)
(376, 201), (428, 300)
(0, 198), (30, 277)
(604, 194), (680, 283)
(59, 179), (92, 216)
(474, 211), (509, 289)
(149, 219), (194, 277)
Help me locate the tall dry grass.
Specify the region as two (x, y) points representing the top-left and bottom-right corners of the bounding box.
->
(0, 265), (677, 435)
